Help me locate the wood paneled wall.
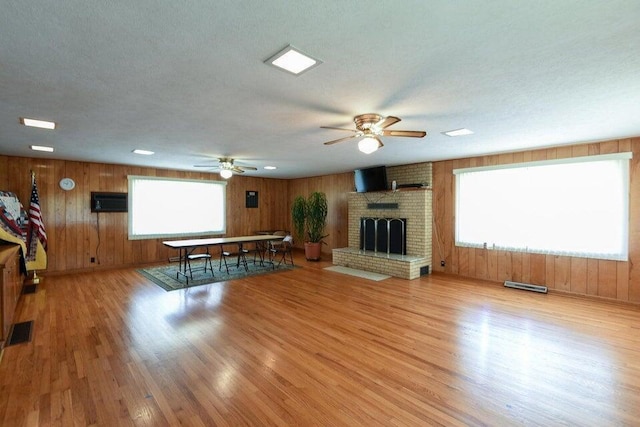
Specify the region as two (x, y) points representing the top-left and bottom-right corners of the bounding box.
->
(5, 137), (638, 306)
(0, 156), (289, 273)
(287, 172), (354, 256)
(431, 139), (640, 303)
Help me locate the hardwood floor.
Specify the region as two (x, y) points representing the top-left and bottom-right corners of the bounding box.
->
(1, 257), (639, 426)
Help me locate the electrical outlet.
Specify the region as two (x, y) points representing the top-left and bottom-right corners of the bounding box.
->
(441, 260), (445, 267)
(91, 257), (95, 263)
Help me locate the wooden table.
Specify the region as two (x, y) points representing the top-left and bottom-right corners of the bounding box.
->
(163, 235), (282, 281)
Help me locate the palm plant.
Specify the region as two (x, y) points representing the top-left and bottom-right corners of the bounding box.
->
(291, 191), (328, 243)
(305, 191), (328, 243)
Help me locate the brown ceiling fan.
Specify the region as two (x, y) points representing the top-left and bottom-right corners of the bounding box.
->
(194, 157), (257, 179)
(321, 114), (427, 153)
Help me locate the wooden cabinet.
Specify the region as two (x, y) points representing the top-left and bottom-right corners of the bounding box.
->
(0, 244), (22, 349)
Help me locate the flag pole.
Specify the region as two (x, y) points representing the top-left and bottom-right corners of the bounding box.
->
(27, 170), (41, 285)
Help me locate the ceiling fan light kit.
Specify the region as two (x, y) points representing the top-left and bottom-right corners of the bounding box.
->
(358, 136), (382, 154)
(321, 113), (426, 153)
(193, 157), (258, 179)
(219, 169), (233, 179)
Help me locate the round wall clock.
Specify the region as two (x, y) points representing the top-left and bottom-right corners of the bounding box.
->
(59, 177), (76, 191)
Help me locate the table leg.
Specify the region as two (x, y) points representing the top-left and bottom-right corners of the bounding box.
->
(255, 241), (266, 266)
(176, 246), (197, 283)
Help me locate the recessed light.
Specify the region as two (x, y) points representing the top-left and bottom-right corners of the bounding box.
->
(20, 117), (56, 130)
(30, 145), (54, 152)
(264, 166), (277, 170)
(132, 149), (154, 155)
(265, 45), (322, 75)
(443, 128), (474, 137)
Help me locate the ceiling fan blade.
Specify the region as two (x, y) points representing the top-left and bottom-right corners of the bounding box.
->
(376, 116), (401, 129)
(238, 166), (258, 171)
(194, 164), (220, 168)
(320, 126), (358, 133)
(374, 136), (384, 148)
(231, 167), (246, 173)
(382, 130), (427, 138)
(323, 134), (359, 145)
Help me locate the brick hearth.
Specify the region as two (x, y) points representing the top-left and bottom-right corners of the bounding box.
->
(332, 162), (432, 280)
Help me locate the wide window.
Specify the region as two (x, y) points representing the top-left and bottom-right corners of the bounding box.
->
(454, 153), (632, 261)
(128, 175), (226, 240)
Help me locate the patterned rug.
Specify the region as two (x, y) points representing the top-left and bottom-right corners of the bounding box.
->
(138, 259), (295, 291)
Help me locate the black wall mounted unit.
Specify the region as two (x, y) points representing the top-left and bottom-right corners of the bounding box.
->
(367, 203), (399, 210)
(91, 192), (128, 212)
(246, 191), (258, 208)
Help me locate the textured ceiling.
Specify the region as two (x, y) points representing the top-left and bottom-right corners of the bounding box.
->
(1, 1), (639, 178)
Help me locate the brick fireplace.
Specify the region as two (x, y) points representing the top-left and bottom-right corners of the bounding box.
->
(332, 162), (432, 279)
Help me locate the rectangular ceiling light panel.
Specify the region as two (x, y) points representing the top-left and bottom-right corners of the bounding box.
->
(266, 45), (322, 75)
(20, 117), (56, 130)
(133, 149), (155, 155)
(443, 128), (474, 137)
(30, 145), (54, 152)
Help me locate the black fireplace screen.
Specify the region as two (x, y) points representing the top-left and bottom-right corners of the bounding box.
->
(360, 217), (407, 255)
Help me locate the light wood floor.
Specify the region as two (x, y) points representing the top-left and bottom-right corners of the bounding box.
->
(1, 256), (639, 426)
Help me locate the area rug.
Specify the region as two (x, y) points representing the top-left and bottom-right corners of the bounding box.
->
(324, 265), (391, 281)
(138, 260), (295, 291)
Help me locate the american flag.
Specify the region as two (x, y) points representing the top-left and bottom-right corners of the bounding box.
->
(27, 175), (47, 257)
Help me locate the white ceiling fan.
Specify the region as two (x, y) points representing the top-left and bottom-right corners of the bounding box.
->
(321, 114), (427, 154)
(194, 157), (257, 179)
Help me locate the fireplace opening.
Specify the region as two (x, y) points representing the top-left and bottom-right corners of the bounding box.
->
(360, 217), (407, 255)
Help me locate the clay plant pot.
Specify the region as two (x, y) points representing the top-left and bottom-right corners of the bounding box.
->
(304, 242), (322, 261)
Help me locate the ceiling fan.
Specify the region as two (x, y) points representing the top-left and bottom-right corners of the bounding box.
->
(321, 113), (427, 154)
(194, 157), (257, 179)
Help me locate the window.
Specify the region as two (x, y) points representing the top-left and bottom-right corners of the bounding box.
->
(453, 153), (632, 261)
(128, 176), (226, 240)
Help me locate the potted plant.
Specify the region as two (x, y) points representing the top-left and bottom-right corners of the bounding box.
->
(291, 191), (328, 261)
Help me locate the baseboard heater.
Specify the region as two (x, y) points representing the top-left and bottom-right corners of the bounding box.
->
(504, 280), (548, 294)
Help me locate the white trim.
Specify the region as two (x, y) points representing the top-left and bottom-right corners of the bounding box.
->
(126, 175), (228, 186)
(127, 175), (227, 240)
(453, 152), (632, 175)
(453, 154), (631, 261)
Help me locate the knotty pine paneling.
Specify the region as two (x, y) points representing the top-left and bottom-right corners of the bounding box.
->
(432, 138), (640, 304)
(0, 156), (290, 273)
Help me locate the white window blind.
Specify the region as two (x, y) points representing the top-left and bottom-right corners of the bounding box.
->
(128, 175), (226, 240)
(453, 153), (632, 261)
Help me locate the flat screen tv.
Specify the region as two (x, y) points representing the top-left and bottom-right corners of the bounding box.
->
(354, 166), (388, 193)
